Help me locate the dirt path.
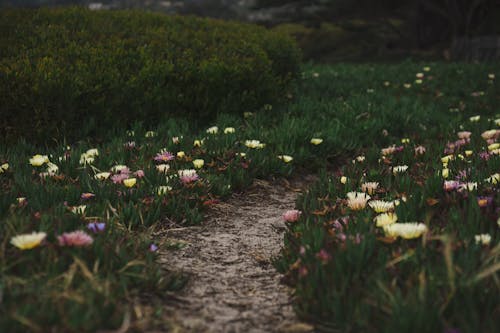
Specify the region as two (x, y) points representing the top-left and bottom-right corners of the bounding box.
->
(157, 176), (316, 333)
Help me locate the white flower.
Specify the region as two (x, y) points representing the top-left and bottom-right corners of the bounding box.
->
(368, 200), (395, 213)
(79, 153), (95, 166)
(361, 182), (379, 195)
(475, 234), (491, 245)
(145, 131), (156, 138)
(46, 162), (59, 175)
(206, 126), (218, 134)
(278, 155), (293, 163)
(111, 165), (128, 173)
(469, 115), (481, 122)
(384, 223), (428, 239)
(156, 164), (170, 173)
(392, 165), (408, 175)
(374, 212), (398, 227)
(10, 232), (47, 250)
(157, 186), (172, 195)
(95, 172), (111, 180)
(245, 140), (265, 149)
(459, 182), (477, 192)
(346, 192), (371, 210)
(69, 205), (86, 215)
(224, 127), (235, 134)
(485, 173), (499, 185)
(85, 148), (99, 157)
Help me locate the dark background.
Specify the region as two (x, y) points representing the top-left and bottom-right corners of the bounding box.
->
(2, 0), (500, 62)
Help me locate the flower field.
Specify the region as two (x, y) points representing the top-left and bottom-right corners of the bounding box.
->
(0, 62), (499, 331)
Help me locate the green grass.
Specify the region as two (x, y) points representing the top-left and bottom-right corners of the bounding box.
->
(0, 62), (498, 331)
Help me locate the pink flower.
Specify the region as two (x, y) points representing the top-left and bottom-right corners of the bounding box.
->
(57, 230), (93, 247)
(457, 131), (472, 139)
(283, 209), (301, 222)
(178, 169), (199, 184)
(134, 170), (145, 178)
(316, 249), (331, 263)
(443, 180), (460, 192)
(111, 173), (129, 184)
(154, 151), (174, 162)
(81, 192), (95, 200)
(479, 151), (491, 160)
(414, 145), (426, 155)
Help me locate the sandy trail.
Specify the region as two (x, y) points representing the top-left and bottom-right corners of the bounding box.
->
(157, 176), (316, 333)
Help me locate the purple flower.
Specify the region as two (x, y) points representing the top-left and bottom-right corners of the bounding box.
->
(87, 222), (106, 233)
(134, 170), (145, 178)
(479, 151), (490, 160)
(111, 173), (129, 184)
(149, 243), (159, 252)
(154, 151), (174, 162)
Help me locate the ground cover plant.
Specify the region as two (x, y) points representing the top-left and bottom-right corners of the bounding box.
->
(0, 61), (498, 331)
(277, 66), (500, 332)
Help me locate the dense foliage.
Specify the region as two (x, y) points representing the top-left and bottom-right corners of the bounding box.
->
(0, 7), (300, 143)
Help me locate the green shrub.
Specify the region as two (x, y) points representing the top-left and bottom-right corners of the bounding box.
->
(0, 7), (301, 143)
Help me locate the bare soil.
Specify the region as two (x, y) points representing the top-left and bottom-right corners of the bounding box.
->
(156, 175), (317, 333)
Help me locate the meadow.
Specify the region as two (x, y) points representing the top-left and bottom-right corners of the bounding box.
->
(0, 62), (499, 332)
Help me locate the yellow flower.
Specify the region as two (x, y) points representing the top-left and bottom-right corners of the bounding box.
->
(441, 168), (449, 178)
(403, 83), (411, 89)
(469, 115), (481, 122)
(17, 197), (26, 204)
(157, 186), (172, 195)
(243, 112), (254, 118)
(123, 178), (137, 188)
(374, 212), (398, 227)
(10, 232), (47, 250)
(29, 154), (49, 167)
(224, 127), (236, 134)
(0, 163), (8, 173)
(415, 79), (423, 84)
(278, 155), (293, 163)
(79, 153), (95, 166)
(177, 151), (185, 158)
(401, 138), (410, 144)
(239, 152), (246, 157)
(488, 73), (495, 80)
(368, 200), (395, 213)
(485, 173), (499, 184)
(95, 172), (111, 180)
(465, 150), (473, 157)
(193, 159), (204, 169)
(423, 66), (431, 72)
(145, 131), (156, 138)
(206, 126), (218, 134)
(310, 138), (323, 145)
(193, 140), (203, 147)
(383, 223), (428, 239)
(340, 176), (347, 184)
(488, 143), (499, 151)
(441, 155), (454, 164)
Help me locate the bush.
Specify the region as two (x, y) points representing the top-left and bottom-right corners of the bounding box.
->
(0, 7), (301, 143)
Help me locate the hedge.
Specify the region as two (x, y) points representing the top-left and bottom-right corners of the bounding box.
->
(0, 7), (301, 143)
